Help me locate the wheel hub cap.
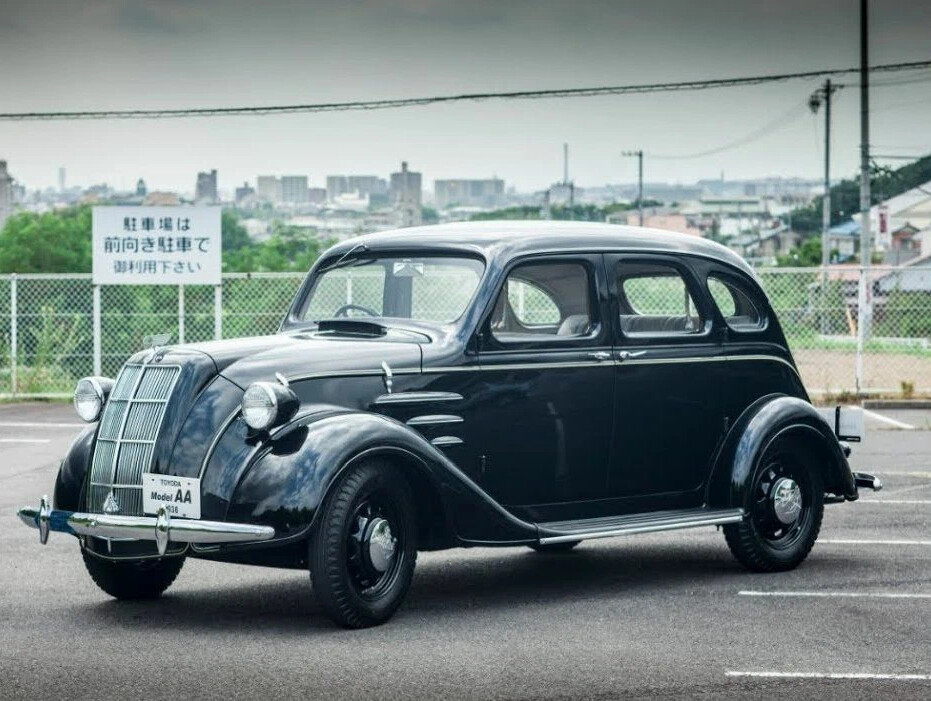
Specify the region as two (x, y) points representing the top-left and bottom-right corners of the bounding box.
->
(365, 518), (397, 574)
(771, 477), (802, 525)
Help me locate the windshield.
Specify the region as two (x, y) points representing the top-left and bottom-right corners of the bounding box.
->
(301, 255), (485, 324)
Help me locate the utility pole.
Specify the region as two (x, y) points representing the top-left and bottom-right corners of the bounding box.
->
(856, 0), (872, 393)
(809, 78), (838, 333)
(622, 150), (644, 226)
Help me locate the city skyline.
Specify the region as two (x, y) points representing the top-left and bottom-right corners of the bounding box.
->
(1, 1), (930, 191)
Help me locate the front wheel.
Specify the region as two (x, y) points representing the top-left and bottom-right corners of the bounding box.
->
(724, 438), (824, 573)
(309, 459), (417, 628)
(82, 549), (184, 600)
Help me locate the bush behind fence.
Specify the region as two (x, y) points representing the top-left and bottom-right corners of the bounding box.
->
(3, 267), (931, 398)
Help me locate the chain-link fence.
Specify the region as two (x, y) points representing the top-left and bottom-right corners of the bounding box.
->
(3, 266), (931, 398)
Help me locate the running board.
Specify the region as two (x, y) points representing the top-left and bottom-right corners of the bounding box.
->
(537, 507), (745, 545)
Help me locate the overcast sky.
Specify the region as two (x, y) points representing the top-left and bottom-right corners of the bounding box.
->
(1, 0), (930, 194)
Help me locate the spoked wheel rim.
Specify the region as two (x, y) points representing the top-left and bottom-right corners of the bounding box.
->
(345, 488), (405, 600)
(750, 454), (813, 550)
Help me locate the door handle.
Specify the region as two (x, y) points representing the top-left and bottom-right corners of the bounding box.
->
(587, 351), (612, 361)
(617, 350), (647, 361)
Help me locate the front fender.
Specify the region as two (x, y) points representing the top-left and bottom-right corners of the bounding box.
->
(706, 394), (857, 509)
(224, 410), (538, 547)
(53, 425), (96, 511)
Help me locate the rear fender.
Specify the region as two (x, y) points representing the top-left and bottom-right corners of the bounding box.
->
(224, 410), (538, 548)
(706, 394), (857, 509)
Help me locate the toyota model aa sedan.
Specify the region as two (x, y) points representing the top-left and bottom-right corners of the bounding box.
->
(18, 221), (880, 628)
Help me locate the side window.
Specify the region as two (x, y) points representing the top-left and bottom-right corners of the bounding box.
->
(707, 275), (764, 331)
(618, 262), (703, 337)
(491, 261), (593, 342)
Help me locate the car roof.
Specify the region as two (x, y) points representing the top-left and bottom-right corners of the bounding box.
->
(328, 220), (756, 279)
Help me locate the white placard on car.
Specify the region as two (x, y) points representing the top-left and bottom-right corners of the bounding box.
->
(143, 474), (202, 519)
(92, 206), (221, 285)
(817, 406), (864, 442)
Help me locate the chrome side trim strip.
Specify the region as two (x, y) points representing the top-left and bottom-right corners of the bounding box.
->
(285, 367), (421, 383)
(407, 414), (464, 426)
(538, 508), (745, 545)
(374, 391), (463, 405)
(431, 436), (464, 447)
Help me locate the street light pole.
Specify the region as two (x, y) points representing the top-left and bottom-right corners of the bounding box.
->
(622, 150), (644, 226)
(809, 78), (838, 333)
(856, 0), (872, 393)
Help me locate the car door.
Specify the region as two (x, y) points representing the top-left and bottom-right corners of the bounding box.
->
(606, 254), (724, 511)
(470, 253), (615, 520)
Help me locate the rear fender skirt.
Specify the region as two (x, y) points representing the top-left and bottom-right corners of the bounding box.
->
(219, 410), (538, 549)
(53, 426), (97, 512)
(705, 394), (857, 509)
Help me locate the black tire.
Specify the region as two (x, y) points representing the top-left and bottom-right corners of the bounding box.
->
(309, 459), (417, 628)
(724, 438), (824, 573)
(82, 549), (184, 600)
(529, 540), (581, 553)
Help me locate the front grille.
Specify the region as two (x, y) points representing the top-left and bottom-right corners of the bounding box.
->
(87, 363), (181, 516)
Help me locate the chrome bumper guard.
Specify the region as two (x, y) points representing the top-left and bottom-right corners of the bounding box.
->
(17, 495), (275, 556)
(853, 471), (882, 492)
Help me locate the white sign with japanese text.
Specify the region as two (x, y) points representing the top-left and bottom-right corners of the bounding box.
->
(92, 206), (221, 285)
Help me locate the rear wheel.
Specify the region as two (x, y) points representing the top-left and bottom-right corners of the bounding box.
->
(309, 459), (417, 628)
(82, 549), (184, 600)
(724, 438), (824, 572)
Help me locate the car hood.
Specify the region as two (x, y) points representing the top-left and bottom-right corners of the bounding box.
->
(184, 333), (423, 388)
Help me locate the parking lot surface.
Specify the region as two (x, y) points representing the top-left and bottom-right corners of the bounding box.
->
(1, 403), (929, 700)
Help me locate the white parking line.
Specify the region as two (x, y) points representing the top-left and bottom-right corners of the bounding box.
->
(727, 671), (931, 681)
(0, 438), (52, 444)
(739, 590), (931, 599)
(862, 409), (916, 430)
(858, 499), (931, 505)
(821, 538), (931, 546)
(0, 421), (84, 429)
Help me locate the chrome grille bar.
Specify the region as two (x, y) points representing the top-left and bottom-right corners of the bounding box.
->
(87, 363), (181, 515)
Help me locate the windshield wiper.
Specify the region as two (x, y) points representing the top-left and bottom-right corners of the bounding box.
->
(318, 242), (369, 272)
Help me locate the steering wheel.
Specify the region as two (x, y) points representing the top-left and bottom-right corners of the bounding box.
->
(333, 303), (379, 318)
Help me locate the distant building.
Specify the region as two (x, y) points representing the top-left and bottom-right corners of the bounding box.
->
(280, 175), (309, 204)
(348, 175), (388, 198)
(136, 178), (147, 197)
(143, 191), (181, 206)
(235, 181), (256, 205)
(58, 167), (66, 193)
(195, 169), (218, 204)
(327, 175), (349, 202)
(390, 161), (422, 228)
(0, 160), (14, 230)
(434, 178), (505, 209)
(256, 175), (280, 203)
(307, 187), (327, 204)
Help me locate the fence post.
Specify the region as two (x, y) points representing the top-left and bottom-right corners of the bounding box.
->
(10, 274), (17, 397)
(92, 285), (102, 376)
(214, 283), (222, 340)
(855, 265), (864, 394)
(177, 284), (185, 344)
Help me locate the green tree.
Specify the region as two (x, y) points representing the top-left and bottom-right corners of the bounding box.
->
(0, 206), (93, 273)
(222, 210), (252, 253)
(776, 237), (822, 266)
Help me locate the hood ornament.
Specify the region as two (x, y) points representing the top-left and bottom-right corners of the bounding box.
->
(102, 491), (121, 515)
(143, 333), (172, 362)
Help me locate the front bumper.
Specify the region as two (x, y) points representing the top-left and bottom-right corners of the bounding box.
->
(17, 496), (275, 556)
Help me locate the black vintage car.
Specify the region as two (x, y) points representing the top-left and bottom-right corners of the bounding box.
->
(19, 221), (880, 628)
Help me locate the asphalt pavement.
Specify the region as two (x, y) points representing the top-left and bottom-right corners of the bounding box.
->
(1, 403), (929, 700)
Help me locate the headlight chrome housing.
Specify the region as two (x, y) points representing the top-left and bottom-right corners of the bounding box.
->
(73, 376), (114, 423)
(241, 381), (299, 432)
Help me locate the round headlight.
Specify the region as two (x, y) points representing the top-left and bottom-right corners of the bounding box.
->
(74, 378), (104, 423)
(241, 381), (299, 432)
(242, 383), (278, 430)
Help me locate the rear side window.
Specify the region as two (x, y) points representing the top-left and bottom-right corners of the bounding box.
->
(707, 275), (764, 331)
(618, 263), (702, 336)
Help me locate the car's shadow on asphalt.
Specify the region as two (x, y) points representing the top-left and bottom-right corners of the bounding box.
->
(72, 540), (864, 634)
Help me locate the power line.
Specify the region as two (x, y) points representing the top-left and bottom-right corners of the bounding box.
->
(647, 101), (812, 159)
(1, 59), (929, 122)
